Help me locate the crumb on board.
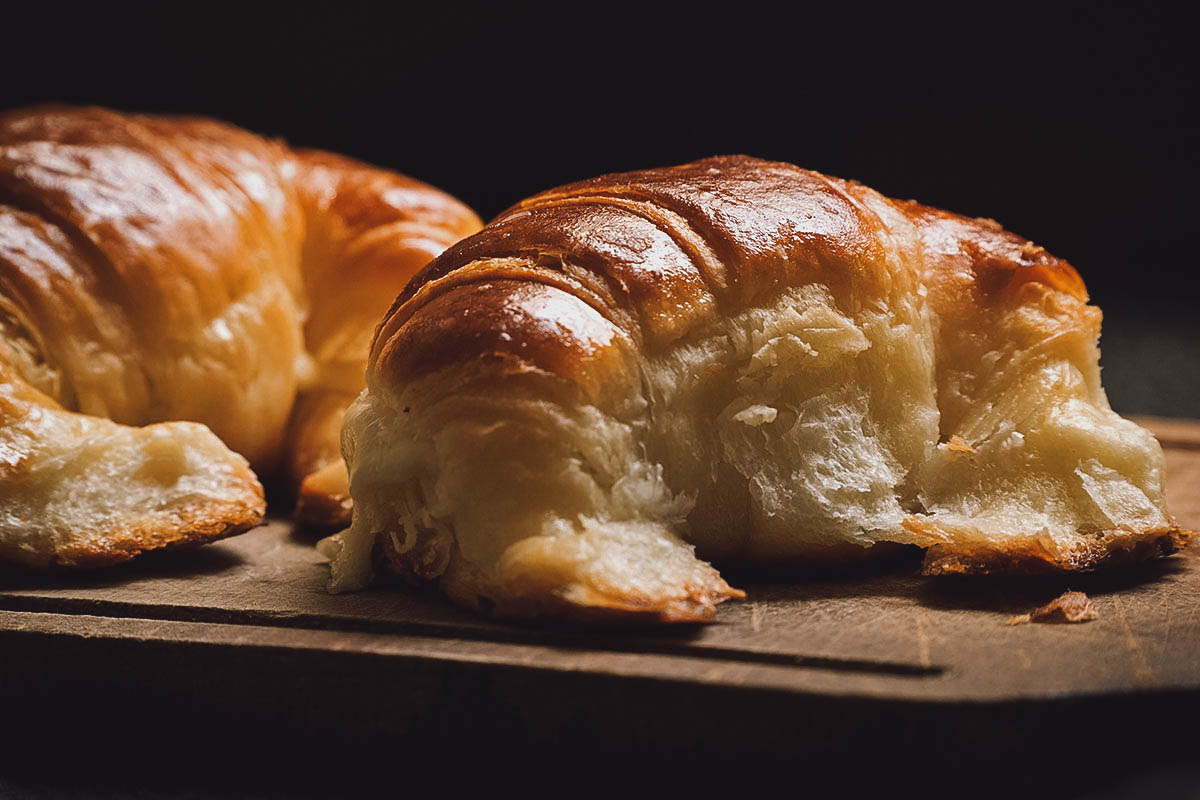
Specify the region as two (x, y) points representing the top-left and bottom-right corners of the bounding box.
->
(1008, 591), (1099, 625)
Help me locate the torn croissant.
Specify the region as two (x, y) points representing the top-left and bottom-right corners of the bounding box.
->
(325, 155), (1192, 622)
(0, 106), (480, 567)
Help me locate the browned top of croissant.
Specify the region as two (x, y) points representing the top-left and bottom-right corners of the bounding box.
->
(372, 155), (1086, 403)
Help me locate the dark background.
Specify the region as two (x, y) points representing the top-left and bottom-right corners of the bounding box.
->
(2, 4), (1196, 416)
(0, 6), (1198, 795)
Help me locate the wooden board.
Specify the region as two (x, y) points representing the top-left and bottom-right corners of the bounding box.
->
(2, 416), (1200, 773)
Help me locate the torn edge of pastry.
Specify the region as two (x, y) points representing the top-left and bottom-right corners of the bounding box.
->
(0, 362), (264, 568)
(324, 156), (1192, 622)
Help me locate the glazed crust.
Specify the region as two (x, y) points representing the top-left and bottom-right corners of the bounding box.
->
(373, 157), (902, 398)
(341, 155), (1190, 621)
(0, 105), (480, 565)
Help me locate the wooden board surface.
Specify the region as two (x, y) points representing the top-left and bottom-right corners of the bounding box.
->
(2, 416), (1199, 763)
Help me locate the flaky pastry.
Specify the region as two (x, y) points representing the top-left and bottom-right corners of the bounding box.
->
(325, 156), (1191, 621)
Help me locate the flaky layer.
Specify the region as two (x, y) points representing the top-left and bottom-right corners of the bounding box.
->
(334, 155), (1189, 622)
(0, 364), (263, 566)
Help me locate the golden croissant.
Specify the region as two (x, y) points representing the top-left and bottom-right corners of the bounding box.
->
(324, 155), (1192, 622)
(0, 106), (480, 567)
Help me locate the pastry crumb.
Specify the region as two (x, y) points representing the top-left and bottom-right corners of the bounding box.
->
(1008, 590), (1098, 625)
(946, 434), (976, 454)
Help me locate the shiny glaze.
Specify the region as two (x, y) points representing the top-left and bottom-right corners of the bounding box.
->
(373, 155), (1084, 409)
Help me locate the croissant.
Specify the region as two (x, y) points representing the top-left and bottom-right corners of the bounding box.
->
(325, 155), (1192, 621)
(0, 106), (480, 567)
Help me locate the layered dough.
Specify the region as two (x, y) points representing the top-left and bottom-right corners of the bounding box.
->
(0, 106), (480, 567)
(1, 362), (262, 566)
(327, 156), (1190, 621)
